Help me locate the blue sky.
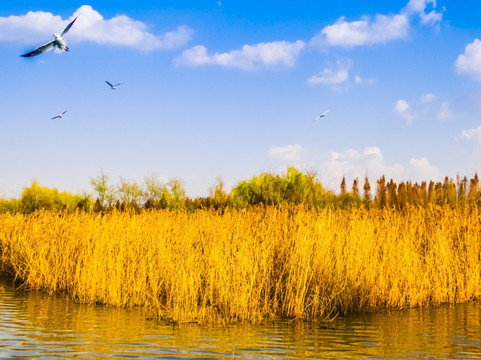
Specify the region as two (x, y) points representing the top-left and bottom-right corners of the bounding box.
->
(2, 0), (481, 198)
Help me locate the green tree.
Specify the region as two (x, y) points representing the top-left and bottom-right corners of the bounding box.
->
(230, 167), (329, 208)
(19, 179), (83, 214)
(118, 178), (143, 209)
(209, 177), (230, 209)
(90, 171), (115, 210)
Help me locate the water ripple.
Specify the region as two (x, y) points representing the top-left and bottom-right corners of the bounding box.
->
(1, 273), (481, 359)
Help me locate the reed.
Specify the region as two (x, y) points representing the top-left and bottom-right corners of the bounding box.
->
(0, 206), (480, 323)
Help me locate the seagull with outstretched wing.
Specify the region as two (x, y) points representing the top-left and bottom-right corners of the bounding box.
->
(21, 16), (78, 57)
(51, 110), (68, 120)
(313, 109), (330, 122)
(105, 81), (123, 90)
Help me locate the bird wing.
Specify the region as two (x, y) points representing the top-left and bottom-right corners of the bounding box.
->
(313, 115), (321, 122)
(322, 109), (331, 116)
(51, 115), (60, 119)
(114, 83), (123, 87)
(20, 40), (55, 57)
(62, 110), (68, 115)
(105, 81), (114, 88)
(60, 16), (78, 37)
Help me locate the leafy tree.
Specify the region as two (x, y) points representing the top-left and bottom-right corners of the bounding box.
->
(162, 179), (187, 209)
(340, 176), (347, 195)
(468, 173), (480, 204)
(0, 198), (20, 213)
(118, 178), (143, 209)
(230, 167), (330, 208)
(209, 177), (230, 209)
(363, 176), (371, 202)
(397, 182), (408, 210)
(352, 178), (359, 197)
(19, 179), (83, 214)
(375, 176), (387, 208)
(90, 171), (115, 210)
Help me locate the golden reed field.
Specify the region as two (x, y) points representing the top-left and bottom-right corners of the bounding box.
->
(0, 206), (480, 324)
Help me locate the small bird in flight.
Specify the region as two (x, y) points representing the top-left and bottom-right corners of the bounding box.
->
(313, 109), (331, 122)
(105, 81), (123, 90)
(20, 16), (78, 57)
(51, 110), (68, 119)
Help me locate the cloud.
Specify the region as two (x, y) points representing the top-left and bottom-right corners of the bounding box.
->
(0, 5), (193, 51)
(308, 67), (349, 86)
(311, 14), (409, 47)
(319, 146), (440, 191)
(308, 59), (374, 89)
(354, 75), (376, 85)
(421, 93), (436, 103)
(394, 94), (454, 124)
(455, 39), (481, 82)
(268, 144), (305, 162)
(403, 0), (444, 25)
(310, 0), (443, 48)
(394, 99), (414, 124)
(268, 144), (442, 192)
(461, 126), (481, 144)
(405, 157), (440, 180)
(437, 102), (453, 121)
(174, 40), (305, 70)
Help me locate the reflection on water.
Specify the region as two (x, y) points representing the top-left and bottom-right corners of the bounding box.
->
(1, 272), (480, 359)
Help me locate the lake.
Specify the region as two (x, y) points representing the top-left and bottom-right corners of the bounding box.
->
(1, 272), (480, 359)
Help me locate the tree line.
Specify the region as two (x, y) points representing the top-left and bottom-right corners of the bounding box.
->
(1, 168), (480, 214)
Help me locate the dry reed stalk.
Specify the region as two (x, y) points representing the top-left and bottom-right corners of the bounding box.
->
(0, 206), (480, 323)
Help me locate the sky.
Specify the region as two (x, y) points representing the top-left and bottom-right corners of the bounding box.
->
(2, 0), (481, 198)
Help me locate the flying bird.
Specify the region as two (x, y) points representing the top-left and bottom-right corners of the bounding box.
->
(20, 16), (78, 57)
(51, 110), (67, 119)
(313, 109), (331, 122)
(105, 81), (123, 90)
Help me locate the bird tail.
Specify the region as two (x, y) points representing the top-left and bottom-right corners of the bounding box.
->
(55, 40), (69, 54)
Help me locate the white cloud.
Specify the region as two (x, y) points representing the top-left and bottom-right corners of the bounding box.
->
(319, 146), (440, 191)
(310, 0), (443, 49)
(308, 67), (349, 86)
(461, 126), (481, 144)
(268, 145), (442, 192)
(403, 0), (443, 25)
(268, 144), (305, 162)
(455, 39), (481, 82)
(174, 40), (305, 70)
(395, 99), (410, 113)
(0, 5), (193, 51)
(394, 99), (414, 124)
(311, 14), (409, 47)
(363, 146), (383, 157)
(437, 102), (453, 121)
(395, 95), (455, 124)
(308, 59), (374, 89)
(421, 93), (436, 103)
(405, 157), (440, 180)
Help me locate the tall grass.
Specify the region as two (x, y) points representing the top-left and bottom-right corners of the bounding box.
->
(0, 206), (480, 323)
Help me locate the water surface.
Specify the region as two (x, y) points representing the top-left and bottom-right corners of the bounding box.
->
(1, 273), (480, 359)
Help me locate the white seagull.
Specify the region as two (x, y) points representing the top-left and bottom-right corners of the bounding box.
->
(313, 109), (331, 122)
(105, 81), (123, 90)
(51, 110), (68, 120)
(20, 16), (78, 57)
